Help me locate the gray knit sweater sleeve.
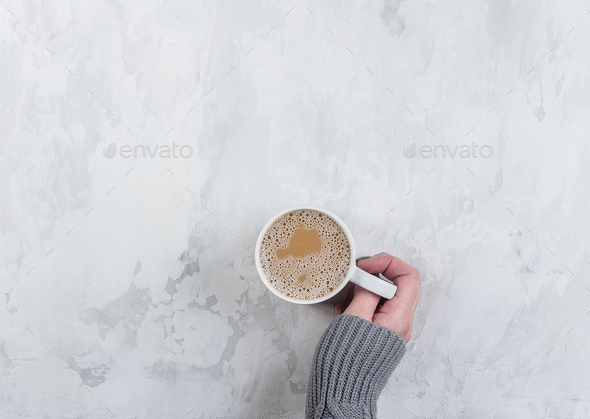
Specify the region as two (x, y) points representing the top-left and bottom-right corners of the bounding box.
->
(305, 314), (406, 419)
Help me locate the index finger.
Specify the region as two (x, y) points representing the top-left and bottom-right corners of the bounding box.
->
(356, 252), (415, 282)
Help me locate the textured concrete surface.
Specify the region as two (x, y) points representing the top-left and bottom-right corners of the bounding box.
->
(1, 0), (589, 418)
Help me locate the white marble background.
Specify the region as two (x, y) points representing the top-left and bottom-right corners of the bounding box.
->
(1, 0), (589, 418)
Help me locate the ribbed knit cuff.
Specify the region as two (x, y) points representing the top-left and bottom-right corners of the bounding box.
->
(305, 314), (406, 419)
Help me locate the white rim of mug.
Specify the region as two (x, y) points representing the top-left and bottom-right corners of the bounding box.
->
(254, 205), (357, 304)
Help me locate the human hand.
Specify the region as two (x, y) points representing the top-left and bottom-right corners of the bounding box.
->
(336, 253), (421, 343)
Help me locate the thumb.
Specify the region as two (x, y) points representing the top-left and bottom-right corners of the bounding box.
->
(342, 285), (380, 322)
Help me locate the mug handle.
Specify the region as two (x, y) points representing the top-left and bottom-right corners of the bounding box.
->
(349, 267), (397, 299)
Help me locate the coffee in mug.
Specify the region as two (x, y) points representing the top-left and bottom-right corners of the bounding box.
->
(258, 209), (351, 301)
(255, 206), (396, 304)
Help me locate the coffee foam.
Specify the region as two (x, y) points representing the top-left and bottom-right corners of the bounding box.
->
(259, 209), (351, 300)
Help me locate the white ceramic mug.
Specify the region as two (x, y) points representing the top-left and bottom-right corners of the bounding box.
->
(255, 206), (397, 304)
